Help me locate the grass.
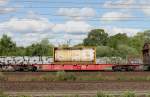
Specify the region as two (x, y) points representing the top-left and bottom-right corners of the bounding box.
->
(56, 71), (67, 81)
(3, 71), (150, 82)
(17, 95), (32, 97)
(122, 92), (136, 97)
(0, 91), (9, 97)
(40, 73), (55, 81)
(95, 91), (139, 97)
(96, 91), (113, 97)
(0, 91), (32, 97)
(0, 72), (7, 81)
(27, 71), (77, 81)
(55, 71), (77, 81)
(146, 94), (150, 97)
(0, 91), (149, 97)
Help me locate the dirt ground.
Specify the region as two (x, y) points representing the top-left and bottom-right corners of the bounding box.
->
(1, 72), (150, 97)
(1, 81), (150, 91)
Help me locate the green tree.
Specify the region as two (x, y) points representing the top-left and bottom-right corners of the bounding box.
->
(73, 43), (84, 48)
(128, 33), (144, 54)
(83, 29), (108, 46)
(143, 30), (150, 42)
(107, 33), (140, 58)
(0, 34), (17, 56)
(129, 30), (150, 54)
(25, 39), (53, 56)
(14, 47), (26, 56)
(96, 46), (114, 57)
(40, 38), (53, 56)
(116, 44), (138, 58)
(107, 33), (129, 49)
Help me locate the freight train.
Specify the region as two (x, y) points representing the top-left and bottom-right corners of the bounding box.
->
(0, 48), (141, 71)
(0, 43), (149, 71)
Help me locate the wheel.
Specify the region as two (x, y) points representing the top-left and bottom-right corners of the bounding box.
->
(143, 65), (150, 71)
(32, 66), (37, 72)
(112, 66), (121, 71)
(127, 66), (134, 71)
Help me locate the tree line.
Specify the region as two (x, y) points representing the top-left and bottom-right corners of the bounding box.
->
(82, 29), (150, 58)
(0, 29), (150, 58)
(0, 35), (53, 56)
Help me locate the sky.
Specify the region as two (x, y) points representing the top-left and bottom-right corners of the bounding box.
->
(0, 0), (150, 46)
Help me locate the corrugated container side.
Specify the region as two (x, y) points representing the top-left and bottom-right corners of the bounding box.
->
(53, 47), (96, 64)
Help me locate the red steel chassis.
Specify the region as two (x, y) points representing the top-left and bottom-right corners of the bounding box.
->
(33, 64), (140, 71)
(0, 64), (140, 71)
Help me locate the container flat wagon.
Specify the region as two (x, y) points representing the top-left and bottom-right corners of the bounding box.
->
(0, 47), (141, 71)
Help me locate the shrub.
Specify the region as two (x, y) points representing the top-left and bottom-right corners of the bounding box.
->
(63, 96), (69, 97)
(40, 74), (54, 81)
(96, 92), (108, 97)
(73, 94), (80, 97)
(48, 96), (55, 97)
(122, 91), (136, 97)
(66, 73), (77, 81)
(56, 71), (67, 81)
(55, 71), (77, 81)
(96, 91), (112, 97)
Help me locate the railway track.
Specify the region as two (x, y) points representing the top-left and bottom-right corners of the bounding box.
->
(4, 91), (150, 97)
(1, 72), (150, 96)
(1, 81), (150, 92)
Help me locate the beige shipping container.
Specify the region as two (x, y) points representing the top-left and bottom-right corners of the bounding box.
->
(53, 47), (96, 64)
